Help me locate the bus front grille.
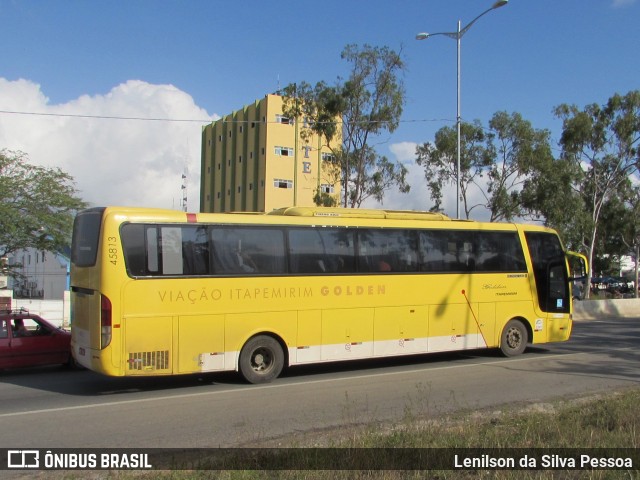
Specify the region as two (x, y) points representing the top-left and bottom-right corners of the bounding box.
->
(128, 350), (170, 371)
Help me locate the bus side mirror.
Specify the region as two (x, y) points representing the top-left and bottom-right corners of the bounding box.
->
(566, 252), (588, 282)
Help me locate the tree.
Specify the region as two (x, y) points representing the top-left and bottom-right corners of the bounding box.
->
(0, 149), (86, 275)
(552, 91), (640, 297)
(282, 44), (410, 208)
(415, 120), (491, 218)
(598, 183), (640, 298)
(620, 187), (640, 299)
(519, 149), (585, 249)
(485, 112), (555, 222)
(416, 112), (553, 221)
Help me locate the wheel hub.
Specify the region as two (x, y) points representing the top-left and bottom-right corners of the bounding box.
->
(507, 328), (522, 348)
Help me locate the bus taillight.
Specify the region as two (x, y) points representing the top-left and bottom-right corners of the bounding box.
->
(101, 294), (112, 349)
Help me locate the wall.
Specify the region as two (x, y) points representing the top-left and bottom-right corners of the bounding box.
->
(573, 298), (640, 320)
(6, 291), (71, 328)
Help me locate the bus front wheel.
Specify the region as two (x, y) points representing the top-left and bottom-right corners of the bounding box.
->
(239, 335), (284, 384)
(499, 319), (528, 357)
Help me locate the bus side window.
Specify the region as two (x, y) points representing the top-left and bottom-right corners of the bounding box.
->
(211, 230), (244, 274)
(181, 226), (210, 275)
(333, 233), (356, 273)
(357, 230), (418, 273)
(120, 224), (148, 276)
(418, 231), (445, 272)
(240, 228), (285, 274)
(212, 227), (285, 275)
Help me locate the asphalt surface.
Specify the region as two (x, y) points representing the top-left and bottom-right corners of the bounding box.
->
(0, 317), (638, 448)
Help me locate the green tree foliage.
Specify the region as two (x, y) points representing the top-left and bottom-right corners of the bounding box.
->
(416, 112), (552, 222)
(415, 120), (491, 218)
(551, 91), (640, 297)
(282, 44), (410, 208)
(0, 149), (86, 274)
(598, 183), (640, 297)
(619, 186), (640, 298)
(519, 150), (586, 249)
(487, 112), (555, 222)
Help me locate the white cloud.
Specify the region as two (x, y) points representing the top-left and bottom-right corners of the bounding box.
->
(0, 78), (216, 210)
(388, 142), (418, 163)
(366, 141), (434, 212)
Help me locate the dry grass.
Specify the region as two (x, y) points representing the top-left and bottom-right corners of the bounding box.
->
(101, 387), (640, 480)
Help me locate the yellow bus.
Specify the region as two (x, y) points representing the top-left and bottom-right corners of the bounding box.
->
(70, 206), (587, 383)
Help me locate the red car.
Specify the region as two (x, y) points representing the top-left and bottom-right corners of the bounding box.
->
(0, 309), (73, 370)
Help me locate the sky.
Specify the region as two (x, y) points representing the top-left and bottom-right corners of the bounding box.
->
(1, 0), (638, 218)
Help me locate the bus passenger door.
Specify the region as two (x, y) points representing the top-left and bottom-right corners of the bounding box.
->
(545, 261), (572, 342)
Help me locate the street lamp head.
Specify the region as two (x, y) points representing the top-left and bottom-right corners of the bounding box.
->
(492, 0), (508, 8)
(415, 32), (430, 40)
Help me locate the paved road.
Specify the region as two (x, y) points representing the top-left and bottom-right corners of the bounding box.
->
(1, 318), (638, 448)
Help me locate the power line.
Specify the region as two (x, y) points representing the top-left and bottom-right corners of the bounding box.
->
(0, 110), (213, 123)
(0, 109), (454, 126)
(0, 108), (562, 149)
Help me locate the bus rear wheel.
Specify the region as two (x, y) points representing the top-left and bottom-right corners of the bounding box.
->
(500, 319), (528, 357)
(239, 335), (284, 384)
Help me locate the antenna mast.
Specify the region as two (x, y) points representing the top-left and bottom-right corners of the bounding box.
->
(181, 167), (188, 212)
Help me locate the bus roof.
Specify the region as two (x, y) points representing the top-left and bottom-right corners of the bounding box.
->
(91, 206), (556, 235)
(268, 206), (451, 221)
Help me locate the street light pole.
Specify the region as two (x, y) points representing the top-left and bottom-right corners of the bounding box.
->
(416, 0), (508, 219)
(456, 19), (461, 220)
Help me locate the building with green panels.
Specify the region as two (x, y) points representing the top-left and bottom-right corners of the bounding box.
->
(200, 94), (341, 213)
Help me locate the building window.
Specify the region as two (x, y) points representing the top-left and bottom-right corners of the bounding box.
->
(207, 166), (211, 174)
(250, 152), (254, 159)
(321, 184), (335, 194)
(238, 155), (242, 163)
(239, 125), (244, 133)
(261, 148), (265, 156)
(251, 122), (256, 128)
(218, 135), (222, 141)
(275, 146), (294, 156)
(249, 183), (253, 190)
(228, 130), (232, 138)
(217, 192), (221, 199)
(274, 178), (293, 189)
(276, 114), (292, 125)
(238, 186), (242, 193)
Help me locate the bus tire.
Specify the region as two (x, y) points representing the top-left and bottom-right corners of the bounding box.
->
(239, 335), (284, 384)
(499, 319), (528, 357)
